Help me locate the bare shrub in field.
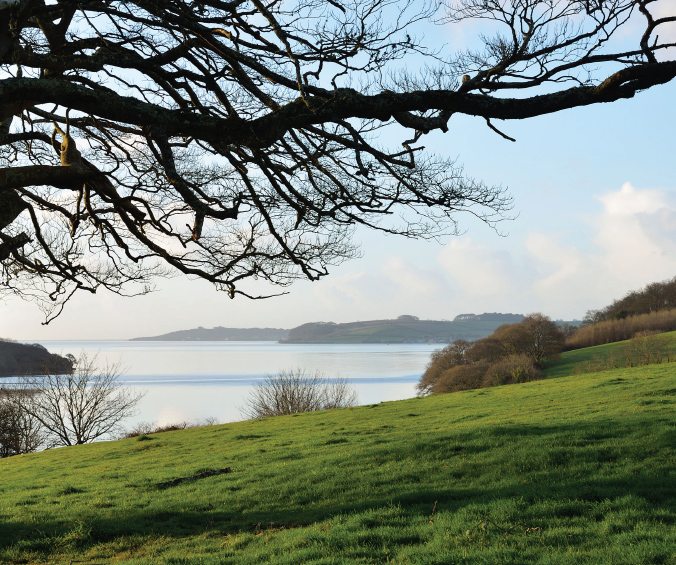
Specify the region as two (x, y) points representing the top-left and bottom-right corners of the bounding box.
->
(9, 354), (144, 446)
(242, 369), (358, 419)
(484, 354), (543, 387)
(622, 332), (676, 367)
(567, 308), (676, 350)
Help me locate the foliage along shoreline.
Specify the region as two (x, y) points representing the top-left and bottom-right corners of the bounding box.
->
(0, 340), (73, 377)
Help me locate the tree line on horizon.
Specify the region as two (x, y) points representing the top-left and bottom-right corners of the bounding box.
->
(582, 277), (676, 325)
(570, 276), (676, 349)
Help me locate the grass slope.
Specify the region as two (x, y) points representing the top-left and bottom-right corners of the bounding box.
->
(1, 365), (676, 564)
(543, 330), (676, 379)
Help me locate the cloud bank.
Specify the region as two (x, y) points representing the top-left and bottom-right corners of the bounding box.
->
(313, 183), (676, 320)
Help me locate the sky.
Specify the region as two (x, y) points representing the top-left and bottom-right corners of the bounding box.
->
(1, 9), (676, 340)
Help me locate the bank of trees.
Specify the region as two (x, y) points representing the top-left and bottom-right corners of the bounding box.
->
(583, 277), (676, 325)
(418, 313), (565, 395)
(569, 276), (676, 349)
(568, 308), (676, 349)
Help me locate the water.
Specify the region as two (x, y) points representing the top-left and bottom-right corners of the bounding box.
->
(27, 341), (440, 427)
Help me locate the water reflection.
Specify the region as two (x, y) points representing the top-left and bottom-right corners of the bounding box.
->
(29, 341), (438, 426)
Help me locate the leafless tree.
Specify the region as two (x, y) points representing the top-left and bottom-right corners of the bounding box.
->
(0, 388), (46, 456)
(9, 353), (144, 446)
(242, 368), (358, 418)
(0, 0), (674, 320)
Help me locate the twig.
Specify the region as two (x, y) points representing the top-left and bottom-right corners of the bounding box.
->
(485, 118), (516, 142)
(429, 500), (438, 523)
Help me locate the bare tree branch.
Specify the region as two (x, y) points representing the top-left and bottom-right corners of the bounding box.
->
(0, 0), (672, 319)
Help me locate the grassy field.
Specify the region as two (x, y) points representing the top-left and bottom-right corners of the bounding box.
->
(543, 330), (676, 379)
(1, 363), (676, 564)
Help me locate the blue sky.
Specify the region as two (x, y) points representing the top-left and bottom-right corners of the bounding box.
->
(2, 9), (675, 340)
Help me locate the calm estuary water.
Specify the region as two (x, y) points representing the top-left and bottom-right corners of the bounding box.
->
(26, 341), (441, 427)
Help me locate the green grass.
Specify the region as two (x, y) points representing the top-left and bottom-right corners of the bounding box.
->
(543, 330), (676, 379)
(1, 364), (676, 564)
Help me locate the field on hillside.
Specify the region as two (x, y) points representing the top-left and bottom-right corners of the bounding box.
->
(544, 330), (676, 379)
(1, 364), (675, 564)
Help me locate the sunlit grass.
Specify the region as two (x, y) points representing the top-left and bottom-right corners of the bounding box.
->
(1, 363), (675, 564)
(544, 330), (676, 379)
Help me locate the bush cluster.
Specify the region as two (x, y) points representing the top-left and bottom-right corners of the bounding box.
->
(418, 313), (564, 395)
(241, 368), (358, 419)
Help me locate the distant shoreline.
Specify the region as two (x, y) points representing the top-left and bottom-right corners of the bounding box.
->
(127, 313), (578, 344)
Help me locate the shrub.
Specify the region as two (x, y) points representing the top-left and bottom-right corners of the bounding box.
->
(241, 368), (358, 419)
(433, 363), (491, 393)
(484, 354), (542, 386)
(9, 353), (144, 446)
(465, 338), (504, 364)
(418, 313), (563, 396)
(416, 340), (470, 395)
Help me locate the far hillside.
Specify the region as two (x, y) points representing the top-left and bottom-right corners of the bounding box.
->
(131, 326), (289, 341)
(282, 313), (526, 343)
(131, 314), (581, 344)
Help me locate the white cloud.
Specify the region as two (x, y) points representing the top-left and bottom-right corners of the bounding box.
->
(437, 238), (521, 298)
(381, 256), (447, 299)
(431, 182), (676, 319)
(303, 182), (676, 321)
(310, 257), (450, 320)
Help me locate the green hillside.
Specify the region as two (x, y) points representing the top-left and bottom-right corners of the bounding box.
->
(282, 316), (523, 343)
(543, 330), (676, 379)
(1, 362), (675, 564)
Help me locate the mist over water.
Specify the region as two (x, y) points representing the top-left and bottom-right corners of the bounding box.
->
(31, 341), (440, 426)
